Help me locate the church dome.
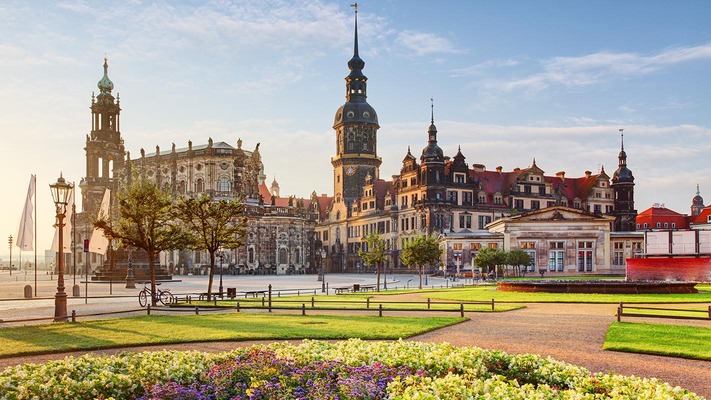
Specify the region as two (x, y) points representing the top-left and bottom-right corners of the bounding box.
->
(97, 57), (114, 93)
(333, 101), (379, 128)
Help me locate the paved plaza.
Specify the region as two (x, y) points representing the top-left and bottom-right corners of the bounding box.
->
(0, 271), (709, 398)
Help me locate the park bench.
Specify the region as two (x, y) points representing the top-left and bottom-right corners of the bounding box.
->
(334, 286), (351, 294)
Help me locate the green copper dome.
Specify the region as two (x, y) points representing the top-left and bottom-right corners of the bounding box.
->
(97, 57), (114, 93)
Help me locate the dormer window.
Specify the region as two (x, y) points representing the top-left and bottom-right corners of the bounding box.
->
(454, 173), (465, 183)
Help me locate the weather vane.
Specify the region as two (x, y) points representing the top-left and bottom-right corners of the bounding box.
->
(351, 3), (358, 13)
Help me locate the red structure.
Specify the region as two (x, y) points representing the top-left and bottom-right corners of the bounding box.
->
(635, 205), (689, 230)
(627, 257), (711, 282)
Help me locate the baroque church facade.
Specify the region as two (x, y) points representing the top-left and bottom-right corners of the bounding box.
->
(75, 59), (320, 279)
(314, 9), (640, 277)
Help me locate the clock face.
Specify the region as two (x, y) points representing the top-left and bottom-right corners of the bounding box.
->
(345, 166), (356, 176)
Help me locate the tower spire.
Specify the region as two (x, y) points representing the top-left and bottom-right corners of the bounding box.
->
(351, 3), (359, 58)
(620, 128), (624, 151)
(430, 97), (435, 124)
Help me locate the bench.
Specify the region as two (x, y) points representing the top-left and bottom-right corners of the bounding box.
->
(359, 285), (376, 292)
(334, 286), (351, 294)
(244, 290), (266, 298)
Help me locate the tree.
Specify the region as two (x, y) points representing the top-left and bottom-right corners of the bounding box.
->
(174, 194), (247, 300)
(474, 248), (506, 279)
(506, 249), (533, 277)
(358, 232), (388, 292)
(94, 177), (189, 306)
(400, 234), (442, 289)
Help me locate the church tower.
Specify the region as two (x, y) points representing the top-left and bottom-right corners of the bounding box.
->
(691, 184), (705, 217)
(331, 4), (381, 206)
(611, 129), (636, 231)
(418, 101), (450, 233)
(80, 58), (125, 216)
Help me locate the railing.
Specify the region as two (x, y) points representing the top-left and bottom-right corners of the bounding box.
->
(0, 296), (494, 325)
(616, 302), (711, 322)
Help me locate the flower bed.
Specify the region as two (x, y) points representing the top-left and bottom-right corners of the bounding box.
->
(0, 339), (701, 399)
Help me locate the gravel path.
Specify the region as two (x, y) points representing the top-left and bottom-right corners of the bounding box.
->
(0, 293), (709, 398)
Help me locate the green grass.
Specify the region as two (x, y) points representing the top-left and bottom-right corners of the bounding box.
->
(604, 322), (711, 360)
(0, 313), (465, 358)
(619, 306), (711, 319)
(424, 285), (711, 303)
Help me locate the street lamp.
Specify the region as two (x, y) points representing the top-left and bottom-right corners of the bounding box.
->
(7, 235), (12, 276)
(49, 174), (72, 322)
(320, 249), (326, 293)
(217, 247), (224, 298)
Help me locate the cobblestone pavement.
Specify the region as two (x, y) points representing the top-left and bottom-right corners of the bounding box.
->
(0, 275), (709, 398)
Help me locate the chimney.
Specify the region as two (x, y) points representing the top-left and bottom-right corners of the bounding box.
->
(496, 166), (503, 173)
(321, 194), (327, 197)
(556, 171), (565, 179)
(585, 171), (592, 177)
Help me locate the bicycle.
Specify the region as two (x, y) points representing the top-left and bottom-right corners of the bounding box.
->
(138, 282), (174, 307)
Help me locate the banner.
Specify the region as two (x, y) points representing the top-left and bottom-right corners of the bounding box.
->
(50, 186), (74, 254)
(16, 175), (35, 251)
(89, 189), (111, 255)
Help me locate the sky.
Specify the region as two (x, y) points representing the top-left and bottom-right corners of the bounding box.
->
(2, 0), (711, 261)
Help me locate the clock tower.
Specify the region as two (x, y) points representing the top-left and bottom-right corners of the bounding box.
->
(331, 4), (381, 206)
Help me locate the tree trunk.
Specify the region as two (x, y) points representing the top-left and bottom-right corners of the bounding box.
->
(148, 249), (157, 306)
(207, 251), (215, 301)
(418, 265), (423, 289)
(376, 262), (381, 292)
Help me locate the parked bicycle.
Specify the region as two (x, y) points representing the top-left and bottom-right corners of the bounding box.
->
(138, 282), (174, 307)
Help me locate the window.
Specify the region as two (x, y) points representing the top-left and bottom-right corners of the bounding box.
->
(448, 191), (458, 204)
(643, 223), (648, 228)
(664, 222), (669, 228)
(478, 194), (486, 204)
(636, 224), (640, 229)
(217, 177), (230, 192)
(672, 222), (676, 228)
(531, 200), (540, 210)
(577, 241), (594, 272)
(478, 215), (491, 230)
(487, 243), (498, 249)
(548, 241), (564, 271)
(454, 173), (465, 183)
(547, 201), (555, 208)
(463, 192), (473, 206)
(494, 196), (502, 205)
(248, 247), (254, 263)
(656, 222), (661, 228)
(453, 243), (463, 251)
(524, 185), (532, 194)
(514, 199), (524, 209)
(196, 178), (204, 192)
(470, 243), (481, 251)
(459, 214), (472, 229)
(613, 242), (624, 265)
(538, 186), (545, 194)
(594, 204), (601, 214)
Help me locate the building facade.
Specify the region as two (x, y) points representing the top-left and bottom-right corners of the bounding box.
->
(315, 8), (639, 277)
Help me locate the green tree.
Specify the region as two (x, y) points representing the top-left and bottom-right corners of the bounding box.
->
(94, 177), (189, 306)
(174, 194), (247, 300)
(358, 232), (388, 292)
(506, 249), (533, 277)
(474, 247), (506, 279)
(400, 234), (442, 289)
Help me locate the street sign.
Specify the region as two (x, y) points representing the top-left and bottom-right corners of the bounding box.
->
(83, 239), (89, 253)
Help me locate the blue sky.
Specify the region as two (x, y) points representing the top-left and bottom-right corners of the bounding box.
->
(2, 0), (711, 259)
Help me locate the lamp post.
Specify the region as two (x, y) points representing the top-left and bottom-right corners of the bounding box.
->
(320, 249), (326, 293)
(217, 248), (224, 298)
(49, 174), (72, 322)
(7, 235), (12, 276)
(125, 248), (135, 288)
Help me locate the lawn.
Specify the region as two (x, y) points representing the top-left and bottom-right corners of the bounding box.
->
(0, 313), (465, 358)
(604, 322), (711, 360)
(424, 285), (711, 303)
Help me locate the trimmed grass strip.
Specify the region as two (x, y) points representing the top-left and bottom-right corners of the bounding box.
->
(603, 322), (711, 360)
(0, 313), (465, 358)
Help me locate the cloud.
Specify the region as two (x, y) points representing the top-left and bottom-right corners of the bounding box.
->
(395, 30), (460, 56)
(450, 58), (521, 77)
(486, 42), (711, 94)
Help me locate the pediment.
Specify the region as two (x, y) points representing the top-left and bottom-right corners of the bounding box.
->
(514, 206), (613, 222)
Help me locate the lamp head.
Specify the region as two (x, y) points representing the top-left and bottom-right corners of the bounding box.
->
(50, 174), (73, 211)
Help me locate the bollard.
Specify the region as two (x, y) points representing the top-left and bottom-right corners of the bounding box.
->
(71, 310), (77, 323)
(188, 296), (192, 304)
(366, 298), (370, 309)
(195, 307), (199, 315)
(214, 297), (217, 306)
(617, 306), (621, 322)
(460, 303), (464, 317)
(302, 303), (306, 315)
(708, 305), (711, 319)
(311, 296), (315, 308)
(491, 298), (495, 311)
(268, 284), (272, 313)
(147, 305), (151, 316)
(237, 302), (240, 312)
(427, 298), (431, 309)
(379, 304), (383, 317)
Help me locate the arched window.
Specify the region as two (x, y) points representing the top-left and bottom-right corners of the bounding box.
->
(294, 249), (300, 263)
(248, 247), (254, 264)
(196, 178), (204, 192)
(178, 180), (186, 194)
(278, 248), (288, 264)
